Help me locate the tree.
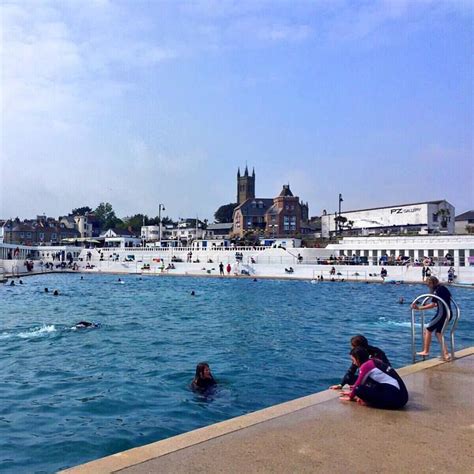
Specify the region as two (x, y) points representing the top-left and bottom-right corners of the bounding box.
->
(148, 216), (175, 226)
(71, 206), (92, 216)
(435, 208), (451, 229)
(94, 202), (122, 231)
(214, 203), (237, 223)
(121, 214), (148, 233)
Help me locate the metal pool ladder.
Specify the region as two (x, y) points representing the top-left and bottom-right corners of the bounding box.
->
(410, 293), (460, 363)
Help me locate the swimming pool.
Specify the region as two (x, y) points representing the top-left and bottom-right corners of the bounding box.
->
(1, 274), (472, 473)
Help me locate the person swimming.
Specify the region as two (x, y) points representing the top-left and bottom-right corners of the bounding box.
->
(191, 290), (196, 296)
(74, 321), (100, 329)
(53, 290), (59, 296)
(191, 362), (216, 390)
(44, 288), (49, 293)
(10, 280), (15, 286)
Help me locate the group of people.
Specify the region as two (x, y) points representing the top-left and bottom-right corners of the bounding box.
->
(330, 335), (408, 409)
(329, 275), (453, 409)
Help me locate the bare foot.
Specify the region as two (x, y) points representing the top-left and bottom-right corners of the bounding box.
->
(442, 354), (452, 361)
(417, 351), (429, 356)
(357, 398), (368, 406)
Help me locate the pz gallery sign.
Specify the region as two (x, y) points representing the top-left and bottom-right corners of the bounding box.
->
(347, 206), (425, 229)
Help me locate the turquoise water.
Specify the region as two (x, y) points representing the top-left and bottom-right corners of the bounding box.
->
(1, 274), (473, 473)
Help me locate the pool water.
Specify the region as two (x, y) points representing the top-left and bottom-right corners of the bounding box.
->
(1, 274), (472, 473)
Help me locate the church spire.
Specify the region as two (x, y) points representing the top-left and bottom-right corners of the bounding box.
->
(237, 167), (240, 178)
(252, 167), (255, 177)
(244, 164), (248, 176)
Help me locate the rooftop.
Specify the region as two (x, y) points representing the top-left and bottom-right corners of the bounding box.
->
(455, 210), (474, 221)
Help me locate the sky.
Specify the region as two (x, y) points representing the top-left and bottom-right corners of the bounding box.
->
(1, 0), (472, 221)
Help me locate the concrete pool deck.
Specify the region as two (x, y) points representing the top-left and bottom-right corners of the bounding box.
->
(63, 347), (474, 474)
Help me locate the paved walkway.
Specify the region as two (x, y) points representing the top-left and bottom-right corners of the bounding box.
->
(64, 349), (474, 474)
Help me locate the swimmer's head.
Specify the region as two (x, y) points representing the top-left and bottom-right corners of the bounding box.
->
(350, 347), (370, 367)
(426, 276), (439, 291)
(350, 335), (368, 349)
(191, 291), (195, 296)
(53, 290), (59, 296)
(195, 362), (212, 380)
(44, 288), (49, 293)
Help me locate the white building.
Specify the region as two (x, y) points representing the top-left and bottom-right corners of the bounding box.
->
(73, 215), (93, 238)
(206, 223), (233, 240)
(455, 211), (474, 235)
(321, 200), (455, 238)
(100, 229), (141, 248)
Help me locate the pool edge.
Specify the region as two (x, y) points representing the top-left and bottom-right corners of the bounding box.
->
(59, 346), (474, 474)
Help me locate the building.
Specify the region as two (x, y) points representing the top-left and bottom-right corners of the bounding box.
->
(237, 166), (255, 205)
(265, 185), (303, 236)
(232, 166), (309, 238)
(206, 223), (233, 240)
(2, 216), (80, 245)
(100, 228), (141, 248)
(321, 200), (455, 238)
(455, 211), (474, 234)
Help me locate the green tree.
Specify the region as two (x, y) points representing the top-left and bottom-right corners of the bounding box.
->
(94, 202), (122, 231)
(71, 206), (92, 216)
(214, 203), (237, 223)
(121, 214), (149, 233)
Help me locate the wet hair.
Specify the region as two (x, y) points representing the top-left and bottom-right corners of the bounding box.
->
(194, 362), (210, 380)
(350, 335), (369, 348)
(350, 347), (370, 365)
(426, 276), (439, 286)
(44, 288), (49, 293)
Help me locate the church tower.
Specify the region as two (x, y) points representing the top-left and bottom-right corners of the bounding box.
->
(237, 166), (255, 205)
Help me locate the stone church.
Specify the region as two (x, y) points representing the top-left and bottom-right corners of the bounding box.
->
(232, 166), (309, 238)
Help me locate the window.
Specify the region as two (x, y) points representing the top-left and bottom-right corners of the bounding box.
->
(20, 232), (24, 238)
(290, 216), (296, 230)
(432, 213), (438, 222)
(26, 232), (32, 238)
(39, 232), (44, 240)
(52, 233), (57, 239)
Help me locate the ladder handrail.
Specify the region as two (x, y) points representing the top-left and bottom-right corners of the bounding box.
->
(410, 293), (457, 362)
(449, 297), (461, 360)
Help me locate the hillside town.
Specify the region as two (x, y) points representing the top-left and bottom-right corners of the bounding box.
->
(1, 167), (472, 250)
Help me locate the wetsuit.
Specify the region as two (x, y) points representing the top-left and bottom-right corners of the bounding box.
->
(350, 359), (408, 409)
(192, 377), (216, 390)
(340, 345), (390, 387)
(426, 285), (452, 334)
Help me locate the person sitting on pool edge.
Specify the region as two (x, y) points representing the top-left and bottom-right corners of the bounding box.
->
(330, 335), (390, 390)
(191, 362), (216, 391)
(339, 347), (408, 409)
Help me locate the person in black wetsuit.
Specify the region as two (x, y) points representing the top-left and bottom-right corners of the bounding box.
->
(74, 321), (100, 329)
(330, 335), (390, 390)
(411, 276), (452, 360)
(191, 362), (216, 391)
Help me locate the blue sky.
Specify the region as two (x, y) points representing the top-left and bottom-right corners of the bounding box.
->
(1, 0), (472, 220)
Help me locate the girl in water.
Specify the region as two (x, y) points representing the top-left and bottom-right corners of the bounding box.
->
(191, 362), (216, 391)
(339, 347), (408, 409)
